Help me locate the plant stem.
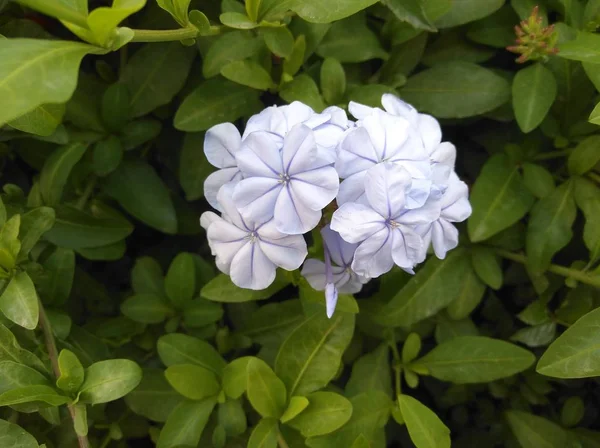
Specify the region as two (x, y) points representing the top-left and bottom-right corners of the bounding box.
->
(17, 0), (89, 29)
(587, 171), (600, 185)
(387, 332), (403, 397)
(278, 432), (290, 448)
(38, 301), (90, 448)
(76, 176), (97, 210)
(494, 248), (600, 288)
(130, 27), (198, 42)
(534, 149), (572, 161)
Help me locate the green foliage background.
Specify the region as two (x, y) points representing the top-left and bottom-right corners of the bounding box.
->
(0, 0), (600, 447)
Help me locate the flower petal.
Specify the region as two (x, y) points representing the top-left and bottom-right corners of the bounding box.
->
(217, 182), (249, 229)
(301, 259), (328, 290)
(335, 126), (378, 178)
(348, 101), (375, 120)
(406, 178), (432, 210)
(233, 177), (282, 225)
(326, 283), (338, 318)
(337, 171), (368, 207)
(207, 219), (248, 273)
(243, 106), (287, 138)
(441, 174), (472, 222)
(282, 124), (319, 175)
(431, 142), (456, 168)
(200, 211), (220, 232)
(331, 202), (386, 244)
(290, 166), (339, 211)
(204, 167), (242, 211)
(381, 94), (419, 124)
(396, 196), (442, 225)
(391, 226), (423, 271)
(417, 114), (442, 155)
(281, 101), (316, 130)
(204, 123), (242, 168)
(259, 233), (307, 270)
(431, 219), (459, 259)
(230, 242), (277, 290)
(351, 227), (394, 278)
(361, 109), (410, 160)
(322, 225), (357, 267)
(365, 162), (412, 219)
(274, 184), (322, 234)
(236, 131), (282, 178)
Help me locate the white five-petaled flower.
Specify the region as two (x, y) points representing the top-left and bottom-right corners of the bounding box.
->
(331, 163), (441, 278)
(200, 183), (307, 290)
(232, 124), (339, 235)
(302, 225), (370, 316)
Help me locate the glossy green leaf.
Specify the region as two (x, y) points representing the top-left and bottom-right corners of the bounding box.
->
(398, 394), (450, 448)
(568, 135), (600, 175)
(39, 142), (87, 206)
(434, 0), (504, 28)
(289, 0), (378, 23)
(156, 0), (192, 25)
(220, 12), (257, 29)
(248, 418), (278, 448)
(468, 154), (535, 242)
(183, 300), (223, 328)
(100, 82), (130, 132)
(131, 256), (164, 296)
(78, 359), (142, 404)
(201, 273), (288, 303)
(8, 103), (65, 137)
(157, 333), (226, 376)
(240, 300), (303, 346)
(287, 391), (352, 437)
(121, 293), (173, 324)
(0, 360), (50, 394)
(165, 364), (220, 400)
(218, 398), (247, 436)
(526, 181), (576, 274)
(283, 35), (306, 76)
(262, 26), (294, 58)
(119, 118), (162, 150)
(414, 336), (535, 383)
(345, 345), (392, 397)
(0, 38), (102, 127)
(223, 357), (252, 399)
(537, 307), (600, 378)
(104, 160), (177, 234)
(0, 385), (69, 407)
(381, 0), (436, 31)
(0, 323), (46, 373)
(0, 271), (38, 330)
(280, 396), (310, 423)
(0, 418), (39, 448)
(221, 59), (274, 90)
(522, 163), (555, 199)
(513, 63), (557, 133)
(320, 58), (346, 105)
(17, 206), (55, 261)
(121, 42), (194, 117)
(374, 248), (471, 327)
(157, 397), (216, 448)
(591, 101), (600, 125)
(275, 311), (354, 396)
(471, 246), (503, 290)
(56, 349), (84, 394)
(124, 368), (183, 423)
(92, 136), (123, 177)
(402, 333), (422, 364)
(446, 261), (486, 320)
(559, 32), (600, 63)
(574, 178), (600, 263)
(561, 396), (585, 428)
(247, 357), (287, 418)
(203, 31), (263, 78)
(175, 78), (261, 132)
(164, 252), (196, 307)
(435, 316), (479, 344)
(505, 410), (568, 448)
(280, 75), (327, 112)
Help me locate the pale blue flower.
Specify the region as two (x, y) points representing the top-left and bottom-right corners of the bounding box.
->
(417, 172), (472, 259)
(233, 124), (339, 235)
(301, 225), (369, 317)
(331, 163), (441, 278)
(336, 108), (432, 210)
(200, 183), (307, 290)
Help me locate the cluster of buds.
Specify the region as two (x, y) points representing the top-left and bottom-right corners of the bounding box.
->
(507, 6), (559, 63)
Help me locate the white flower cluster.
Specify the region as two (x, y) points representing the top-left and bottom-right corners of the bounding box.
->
(200, 95), (472, 317)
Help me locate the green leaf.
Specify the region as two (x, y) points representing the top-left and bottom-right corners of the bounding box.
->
(381, 0), (436, 32)
(0, 272), (38, 330)
(398, 394), (450, 448)
(434, 0), (504, 28)
(402, 333), (422, 364)
(421, 29), (494, 66)
(201, 273), (289, 303)
(220, 12), (257, 29)
(275, 311), (354, 396)
(262, 26), (294, 58)
(156, 0), (192, 26)
(280, 396), (310, 423)
(283, 35), (306, 76)
(218, 398), (247, 436)
(157, 397), (216, 448)
(345, 345), (392, 397)
(591, 101), (600, 125)
(0, 384), (69, 407)
(561, 397), (585, 427)
(240, 300), (303, 346)
(468, 154), (535, 242)
(306, 391), (391, 448)
(320, 58), (346, 105)
(559, 32), (600, 63)
(435, 316), (479, 344)
(280, 75), (327, 112)
(39, 142), (87, 206)
(317, 15), (387, 63)
(120, 118), (162, 150)
(0, 418), (39, 448)
(56, 349), (84, 394)
(121, 293), (173, 324)
(246, 357), (287, 418)
(104, 160), (178, 234)
(78, 359), (142, 404)
(248, 418), (278, 448)
(287, 391), (352, 437)
(131, 256), (164, 296)
(44, 205), (133, 250)
(158, 333), (226, 376)
(223, 357), (252, 399)
(0, 323), (46, 373)
(8, 103), (65, 137)
(471, 247), (502, 290)
(165, 364), (220, 400)
(0, 360), (50, 394)
(0, 38), (102, 127)
(413, 336), (535, 383)
(537, 307), (600, 378)
(183, 300), (223, 328)
(526, 182), (576, 274)
(124, 368), (183, 423)
(64, 73), (105, 132)
(513, 63), (557, 133)
(505, 410), (569, 448)
(100, 82), (130, 132)
(568, 135), (600, 175)
(92, 136), (123, 177)
(221, 59), (274, 90)
(175, 77), (261, 132)
(522, 163), (555, 199)
(446, 261), (486, 320)
(203, 31), (263, 78)
(164, 252), (196, 308)
(401, 61), (510, 118)
(121, 42), (194, 118)
(574, 178), (600, 263)
(511, 322), (557, 348)
(374, 248), (471, 327)
(289, 0), (379, 23)
(17, 206), (55, 261)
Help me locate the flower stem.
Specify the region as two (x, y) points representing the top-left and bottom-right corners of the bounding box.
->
(494, 248), (600, 288)
(130, 27), (198, 42)
(38, 301), (90, 448)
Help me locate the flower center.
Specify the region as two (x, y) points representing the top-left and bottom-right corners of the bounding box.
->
(387, 219), (400, 229)
(278, 173), (291, 184)
(247, 231), (258, 243)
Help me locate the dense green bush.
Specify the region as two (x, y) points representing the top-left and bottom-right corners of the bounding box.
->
(1, 0), (600, 447)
